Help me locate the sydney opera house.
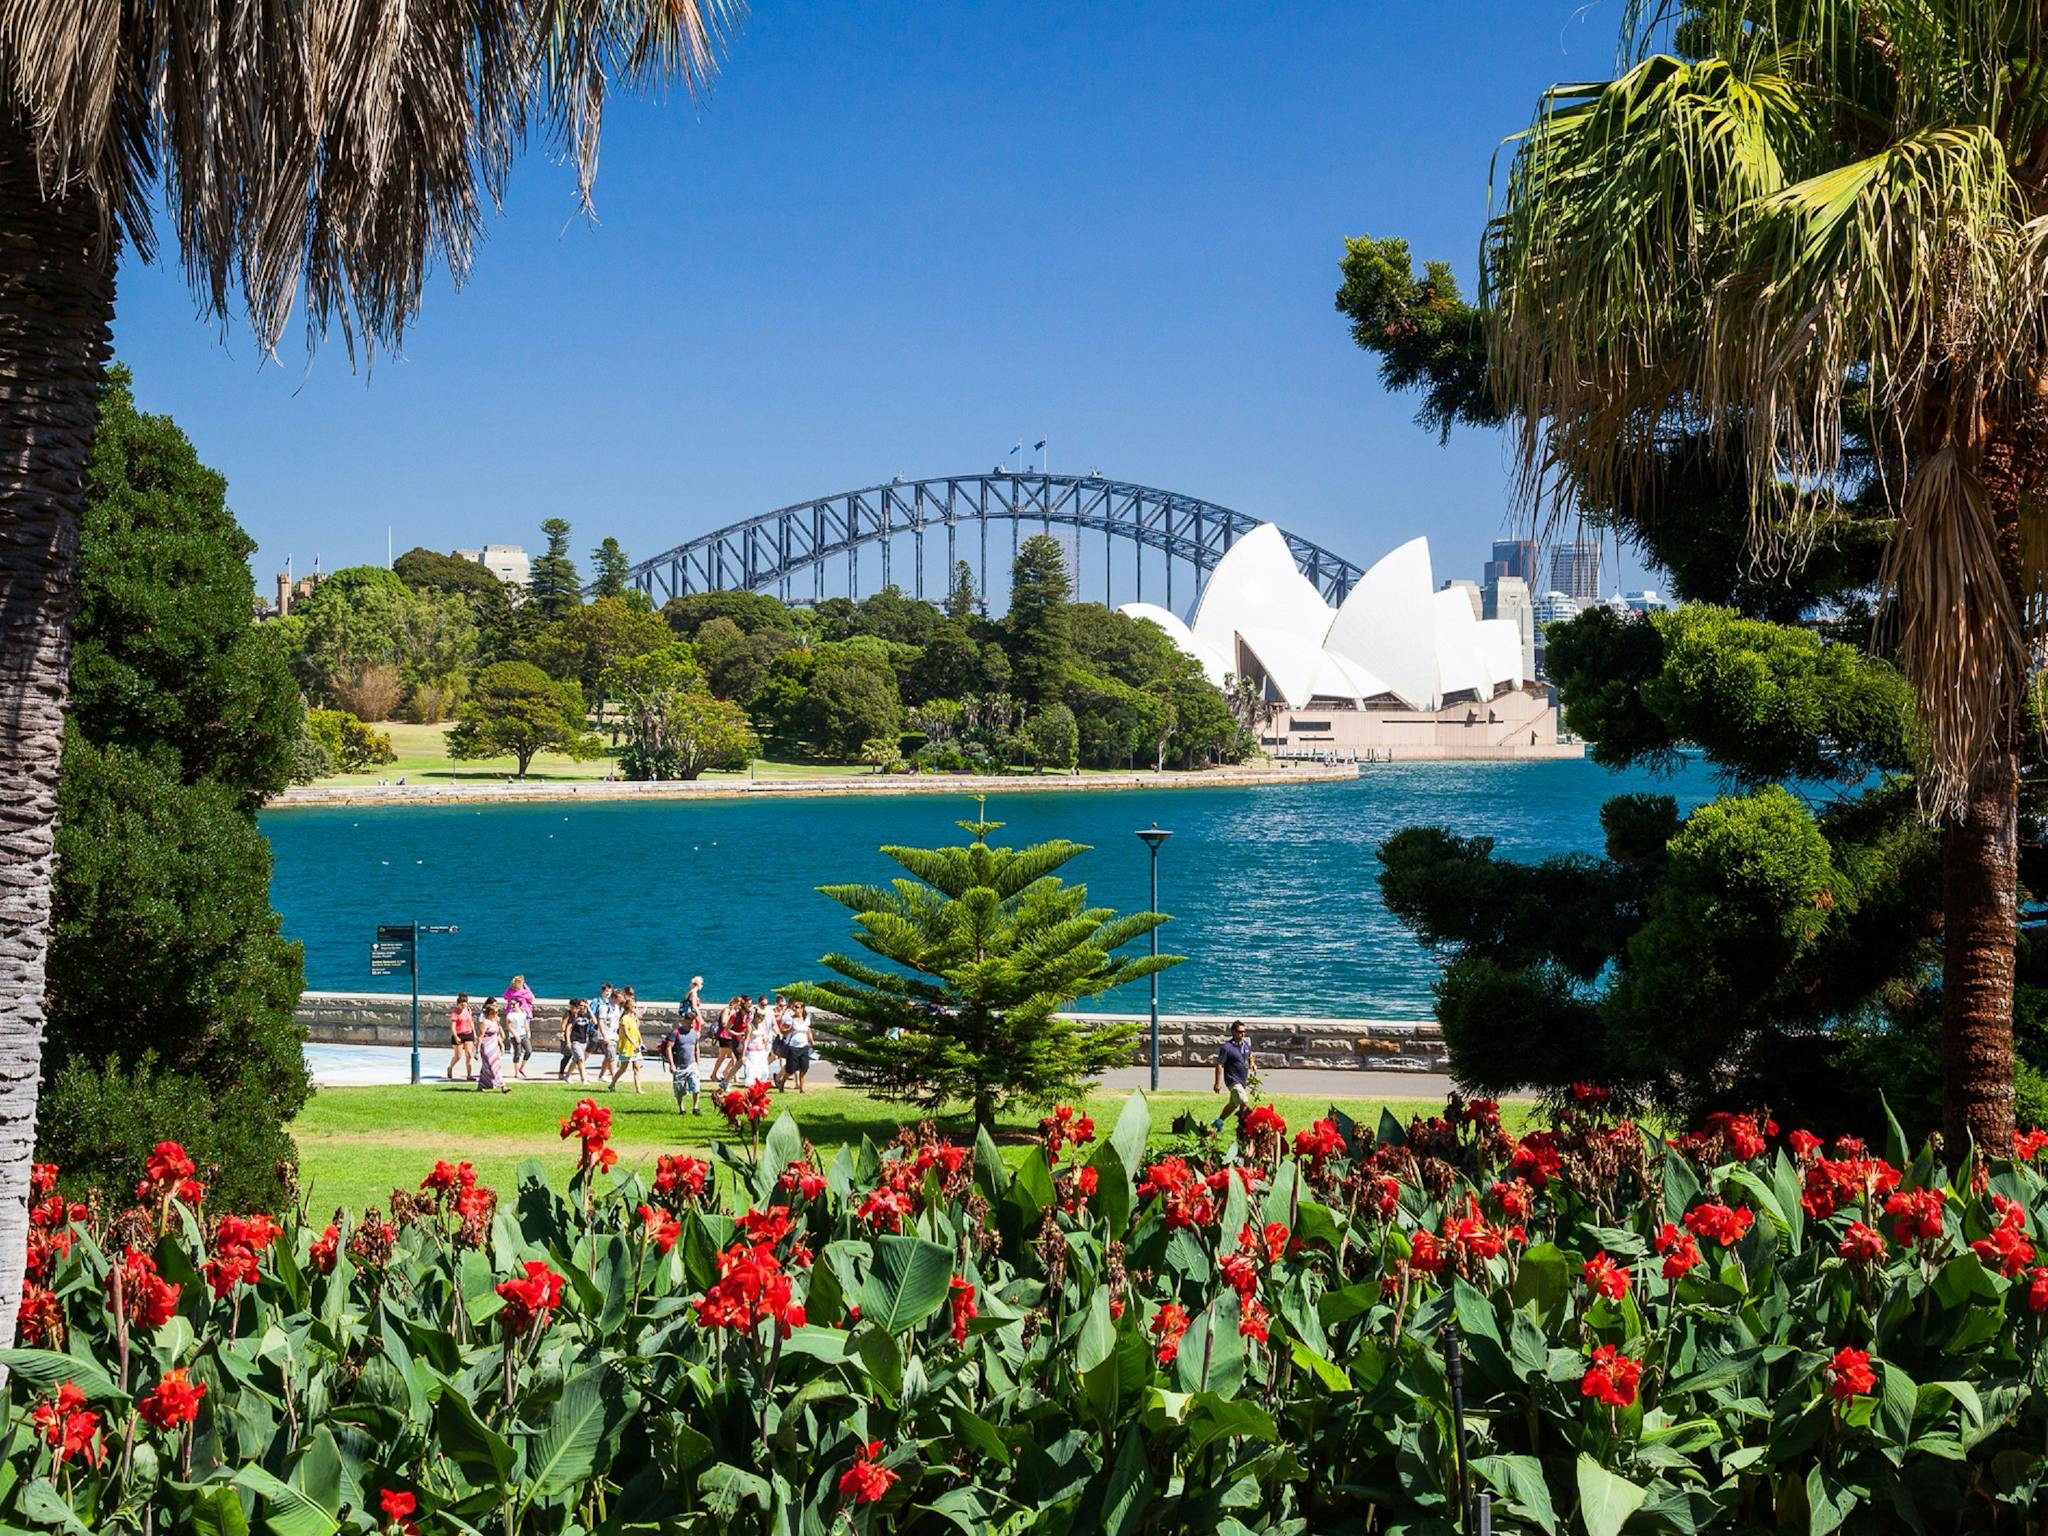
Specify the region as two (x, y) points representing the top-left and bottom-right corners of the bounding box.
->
(1121, 525), (1576, 759)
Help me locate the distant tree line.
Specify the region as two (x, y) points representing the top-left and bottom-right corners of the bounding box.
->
(281, 526), (1253, 780)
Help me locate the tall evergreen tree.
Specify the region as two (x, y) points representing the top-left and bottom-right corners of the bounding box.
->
(43, 365), (308, 1208)
(529, 517), (583, 619)
(1006, 534), (1073, 705)
(945, 560), (980, 619)
(788, 812), (1179, 1133)
(591, 536), (633, 599)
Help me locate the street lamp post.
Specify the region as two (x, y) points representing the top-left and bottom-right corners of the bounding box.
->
(1135, 824), (1172, 1092)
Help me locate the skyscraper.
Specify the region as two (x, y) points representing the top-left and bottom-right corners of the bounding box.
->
(1489, 576), (1534, 682)
(1548, 542), (1601, 605)
(1484, 539), (1538, 589)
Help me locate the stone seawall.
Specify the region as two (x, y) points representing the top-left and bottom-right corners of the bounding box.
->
(296, 991), (1447, 1075)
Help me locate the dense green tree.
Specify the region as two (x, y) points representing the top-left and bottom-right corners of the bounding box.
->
(808, 656), (902, 759)
(1164, 679), (1250, 769)
(528, 517), (583, 620)
(450, 661), (599, 777)
(1022, 703), (1080, 774)
(706, 628), (797, 704)
(393, 546), (522, 663)
(41, 370), (311, 1208)
(42, 730), (307, 1208)
(661, 589), (796, 640)
(284, 565), (416, 710)
(603, 644), (755, 779)
(1006, 535), (1074, 705)
(901, 620), (989, 706)
(945, 560), (980, 619)
(786, 814), (1179, 1133)
(71, 368), (302, 803)
(591, 536), (633, 599)
(525, 595), (672, 724)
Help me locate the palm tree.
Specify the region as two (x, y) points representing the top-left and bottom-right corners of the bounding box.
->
(0, 2), (736, 1343)
(1485, 0), (2048, 1151)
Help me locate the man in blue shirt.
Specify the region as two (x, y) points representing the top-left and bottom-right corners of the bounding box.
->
(1212, 1020), (1255, 1130)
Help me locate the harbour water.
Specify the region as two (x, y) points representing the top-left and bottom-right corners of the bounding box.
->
(261, 758), (1725, 1019)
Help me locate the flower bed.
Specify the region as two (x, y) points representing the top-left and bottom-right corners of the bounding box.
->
(7, 1091), (2048, 1532)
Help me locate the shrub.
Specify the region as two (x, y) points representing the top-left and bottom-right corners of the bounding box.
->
(305, 708), (395, 773)
(15, 1094), (2048, 1532)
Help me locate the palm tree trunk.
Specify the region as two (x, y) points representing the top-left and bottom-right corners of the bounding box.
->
(1942, 737), (2019, 1154)
(0, 112), (117, 1346)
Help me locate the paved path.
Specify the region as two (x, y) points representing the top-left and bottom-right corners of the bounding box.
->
(303, 1043), (1458, 1101)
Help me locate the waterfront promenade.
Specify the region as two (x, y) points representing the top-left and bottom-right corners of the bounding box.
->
(303, 1041), (1460, 1099)
(269, 759), (1359, 809)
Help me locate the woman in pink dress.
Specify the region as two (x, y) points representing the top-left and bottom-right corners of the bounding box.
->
(476, 999), (511, 1093)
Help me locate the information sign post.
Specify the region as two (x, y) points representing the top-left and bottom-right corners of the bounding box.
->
(372, 922), (460, 1085)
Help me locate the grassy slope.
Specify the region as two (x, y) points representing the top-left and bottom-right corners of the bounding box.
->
(292, 1080), (1526, 1217)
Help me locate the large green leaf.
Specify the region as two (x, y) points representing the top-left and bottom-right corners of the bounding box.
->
(1108, 1091), (1151, 1180)
(858, 1235), (956, 1334)
(1088, 1140), (1134, 1234)
(0, 1349), (118, 1402)
(187, 1484), (253, 1536)
(1473, 1454), (1558, 1536)
(974, 1126), (1011, 1200)
(433, 1382), (518, 1487)
(756, 1110), (804, 1201)
(231, 1465), (340, 1536)
(525, 1364), (626, 1498)
(1575, 1455), (1645, 1536)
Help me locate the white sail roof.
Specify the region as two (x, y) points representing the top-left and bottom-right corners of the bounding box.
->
(1119, 524), (1528, 718)
(1475, 618), (1523, 689)
(1325, 537), (1439, 710)
(1189, 524), (1334, 661)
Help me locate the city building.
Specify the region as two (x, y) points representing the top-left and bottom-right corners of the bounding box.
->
(454, 544), (533, 588)
(1487, 575), (1535, 685)
(1120, 525), (1576, 759)
(1622, 589), (1671, 613)
(1548, 541), (1601, 605)
(271, 566), (324, 618)
(1441, 578), (1482, 621)
(1483, 538), (1538, 589)
(1530, 590), (1581, 678)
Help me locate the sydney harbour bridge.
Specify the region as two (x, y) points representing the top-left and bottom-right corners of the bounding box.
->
(620, 472), (1364, 612)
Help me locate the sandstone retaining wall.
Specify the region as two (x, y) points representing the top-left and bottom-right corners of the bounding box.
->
(296, 991), (1446, 1074)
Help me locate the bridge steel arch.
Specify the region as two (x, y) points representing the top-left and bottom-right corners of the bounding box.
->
(621, 472), (1366, 611)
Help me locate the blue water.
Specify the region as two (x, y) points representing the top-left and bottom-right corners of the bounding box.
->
(260, 760), (1726, 1019)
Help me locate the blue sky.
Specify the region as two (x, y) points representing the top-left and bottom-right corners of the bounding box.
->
(110, 0), (1656, 605)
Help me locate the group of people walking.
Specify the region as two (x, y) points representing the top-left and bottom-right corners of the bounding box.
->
(445, 975), (820, 1110)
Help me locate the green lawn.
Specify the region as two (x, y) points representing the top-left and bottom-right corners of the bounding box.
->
(309, 720), (1173, 790)
(292, 1080), (1525, 1217)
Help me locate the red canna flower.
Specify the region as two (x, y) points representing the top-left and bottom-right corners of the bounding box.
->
(107, 1247), (181, 1329)
(1293, 1118), (1347, 1162)
(838, 1440), (898, 1506)
(779, 1160), (829, 1201)
(736, 1206), (793, 1248)
(1238, 1292), (1271, 1343)
(559, 1098), (615, 1172)
(378, 1488), (420, 1534)
(636, 1203), (681, 1254)
(654, 1154), (710, 1201)
(1150, 1301), (1190, 1364)
(495, 1260), (567, 1336)
(144, 1141), (195, 1191)
(1652, 1221), (1700, 1280)
(1580, 1344), (1641, 1409)
(137, 1368), (206, 1431)
(1039, 1105), (1097, 1157)
(17, 1281), (62, 1348)
(1885, 1187), (1947, 1246)
(1824, 1346), (1876, 1400)
(1683, 1202), (1754, 1247)
(2017, 1128), (2048, 1161)
(1406, 1229), (1447, 1276)
(1508, 1134), (1563, 1188)
(855, 1187), (913, 1233)
(948, 1276), (977, 1345)
(1788, 1129), (1822, 1161)
(1219, 1251), (1259, 1298)
(29, 1162), (57, 1199)
(32, 1381), (103, 1466)
(1838, 1222), (1887, 1265)
(308, 1224), (340, 1275)
(2028, 1267), (2048, 1313)
(1489, 1178), (1536, 1220)
(1242, 1104), (1288, 1139)
(1581, 1251), (1629, 1301)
